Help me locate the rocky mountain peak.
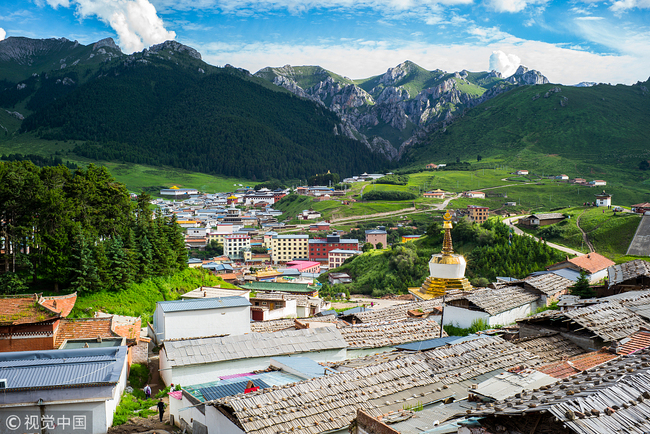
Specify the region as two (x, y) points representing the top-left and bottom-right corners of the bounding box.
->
(379, 61), (418, 86)
(92, 38), (121, 53)
(0, 36), (76, 64)
(506, 65), (549, 85)
(147, 40), (201, 60)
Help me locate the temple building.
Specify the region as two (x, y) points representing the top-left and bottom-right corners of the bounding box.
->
(410, 210), (472, 300)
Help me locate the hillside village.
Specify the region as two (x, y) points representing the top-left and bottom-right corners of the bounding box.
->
(2, 178), (650, 434)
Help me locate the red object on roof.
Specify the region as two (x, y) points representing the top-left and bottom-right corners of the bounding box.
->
(287, 261), (321, 271)
(569, 253), (615, 274)
(244, 387), (260, 393)
(169, 391), (183, 400)
(537, 349), (616, 378)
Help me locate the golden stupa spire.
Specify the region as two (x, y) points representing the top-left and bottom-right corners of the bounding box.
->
(442, 210), (454, 256)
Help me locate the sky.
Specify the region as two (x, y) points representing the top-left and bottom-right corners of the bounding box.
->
(0, 0), (648, 85)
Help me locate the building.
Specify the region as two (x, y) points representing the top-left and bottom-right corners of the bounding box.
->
(158, 327), (347, 386)
(595, 190), (612, 207)
(423, 189), (445, 198)
(160, 186), (199, 196)
(308, 221), (331, 232)
(607, 260), (650, 291)
(463, 191), (485, 199)
(309, 232), (359, 262)
(547, 252), (615, 283)
(240, 281), (320, 297)
(151, 296), (251, 344)
(271, 234), (309, 263)
(0, 293), (77, 352)
(555, 174), (569, 180)
(365, 229), (387, 248)
(286, 260), (321, 274)
(632, 203), (650, 214)
(590, 179), (607, 186)
(426, 163), (438, 169)
(0, 346), (128, 434)
(410, 210), (472, 300)
(518, 212), (566, 227)
(516, 169), (529, 175)
(250, 293), (298, 321)
(328, 249), (362, 268)
(224, 234), (251, 259)
(467, 205), (489, 223)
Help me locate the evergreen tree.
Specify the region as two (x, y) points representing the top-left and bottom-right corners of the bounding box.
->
(105, 236), (132, 291)
(69, 228), (100, 293)
(570, 270), (596, 298)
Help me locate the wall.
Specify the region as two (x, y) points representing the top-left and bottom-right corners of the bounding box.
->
(104, 354), (129, 428)
(206, 406), (245, 434)
(132, 339), (149, 365)
(588, 269), (608, 283)
(164, 348), (347, 387)
(0, 335), (55, 352)
(170, 392), (206, 431)
(442, 305), (489, 329)
(266, 300), (297, 321)
(162, 306), (251, 341)
(355, 410), (399, 434)
(489, 301), (542, 326)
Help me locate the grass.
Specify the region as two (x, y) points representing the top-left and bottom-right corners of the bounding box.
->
(71, 268), (235, 324)
(443, 318), (500, 337)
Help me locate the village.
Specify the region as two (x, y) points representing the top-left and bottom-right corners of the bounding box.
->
(2, 171), (650, 434)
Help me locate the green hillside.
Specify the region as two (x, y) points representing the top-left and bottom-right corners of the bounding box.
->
(403, 81), (650, 191)
(4, 43), (387, 181)
(255, 65), (355, 90)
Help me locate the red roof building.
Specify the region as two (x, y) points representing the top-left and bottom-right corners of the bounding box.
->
(309, 232), (359, 262)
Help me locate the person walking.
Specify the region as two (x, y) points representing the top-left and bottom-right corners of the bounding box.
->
(144, 384), (151, 399)
(157, 399), (166, 423)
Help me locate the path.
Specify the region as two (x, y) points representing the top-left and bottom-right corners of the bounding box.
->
(627, 215), (650, 256)
(576, 210), (595, 253)
(502, 215), (584, 257)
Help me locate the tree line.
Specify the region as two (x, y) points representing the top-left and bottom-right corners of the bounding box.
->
(0, 161), (187, 294)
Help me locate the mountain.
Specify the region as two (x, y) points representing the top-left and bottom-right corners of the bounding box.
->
(254, 61), (548, 160)
(402, 80), (650, 179)
(6, 39), (386, 180)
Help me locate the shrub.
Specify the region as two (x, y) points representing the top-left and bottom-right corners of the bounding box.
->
(128, 364), (149, 389)
(363, 190), (417, 201)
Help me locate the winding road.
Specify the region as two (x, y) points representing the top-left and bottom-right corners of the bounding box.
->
(502, 215), (584, 257)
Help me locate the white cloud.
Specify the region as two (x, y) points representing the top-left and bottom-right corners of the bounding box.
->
(489, 50), (520, 76)
(610, 0), (650, 12)
(575, 15), (604, 19)
(192, 30), (649, 85)
(44, 0), (175, 53)
(0, 28), (6, 41)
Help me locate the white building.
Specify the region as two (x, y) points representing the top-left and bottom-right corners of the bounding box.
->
(464, 191), (486, 199)
(159, 327), (347, 386)
(595, 191), (612, 207)
(152, 296), (251, 344)
(516, 170), (529, 175)
(224, 234), (251, 259)
(0, 346), (128, 434)
(328, 249), (362, 268)
(443, 286), (543, 328)
(590, 180), (607, 186)
(161, 187), (199, 196)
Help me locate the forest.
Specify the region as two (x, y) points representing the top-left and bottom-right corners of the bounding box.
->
(19, 61), (387, 180)
(0, 161), (187, 293)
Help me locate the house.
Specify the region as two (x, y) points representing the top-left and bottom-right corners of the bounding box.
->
(328, 272), (352, 285)
(426, 163), (438, 169)
(590, 179), (607, 186)
(300, 209), (322, 220)
(518, 212), (566, 227)
(0, 293), (77, 352)
(555, 174), (569, 180)
(365, 229), (387, 248)
(423, 189), (446, 199)
(328, 249), (362, 268)
(224, 234), (251, 259)
(607, 259), (650, 291)
(467, 205), (489, 223)
(271, 234), (309, 263)
(158, 327), (347, 386)
(595, 190), (612, 207)
(547, 252), (615, 283)
(516, 169), (529, 175)
(308, 221), (330, 232)
(250, 293), (298, 321)
(286, 260), (320, 274)
(513, 272), (575, 305)
(572, 177), (587, 184)
(180, 286), (250, 300)
(444, 286), (543, 328)
(240, 281), (320, 297)
(309, 232), (359, 262)
(0, 346), (128, 434)
(632, 202), (650, 214)
(463, 191), (485, 199)
(160, 187), (199, 196)
(151, 296), (251, 344)
(517, 302), (645, 350)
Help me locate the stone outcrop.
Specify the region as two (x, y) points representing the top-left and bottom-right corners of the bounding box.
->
(255, 62), (548, 160)
(148, 40), (201, 60)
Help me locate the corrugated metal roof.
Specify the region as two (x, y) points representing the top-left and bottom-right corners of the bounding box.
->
(163, 327), (347, 367)
(270, 356), (326, 379)
(200, 378), (271, 401)
(0, 346), (127, 390)
(472, 370), (556, 400)
(158, 296), (251, 313)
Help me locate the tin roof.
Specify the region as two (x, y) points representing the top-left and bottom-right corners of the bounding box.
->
(0, 346), (127, 391)
(163, 327), (347, 367)
(472, 369), (556, 400)
(240, 282), (318, 293)
(608, 259), (650, 285)
(157, 296), (250, 313)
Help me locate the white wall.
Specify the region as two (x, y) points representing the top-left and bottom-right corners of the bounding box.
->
(266, 300), (297, 320)
(170, 394), (206, 430)
(588, 269), (608, 283)
(443, 305), (489, 329)
(164, 348), (347, 387)
(206, 405), (245, 434)
(159, 305), (251, 341)
(104, 353), (129, 428)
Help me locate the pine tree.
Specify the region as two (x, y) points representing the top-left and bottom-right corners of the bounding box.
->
(570, 270), (596, 298)
(69, 229), (100, 293)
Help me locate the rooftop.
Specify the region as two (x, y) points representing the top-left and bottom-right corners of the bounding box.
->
(454, 286), (540, 315)
(608, 259), (650, 285)
(568, 252), (615, 274)
(55, 317), (120, 348)
(240, 282), (319, 293)
(513, 333), (585, 364)
(157, 296), (251, 313)
(163, 327), (347, 367)
(0, 292), (77, 326)
(337, 319), (445, 349)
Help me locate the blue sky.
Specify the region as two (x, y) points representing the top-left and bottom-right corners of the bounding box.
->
(1, 0), (648, 84)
